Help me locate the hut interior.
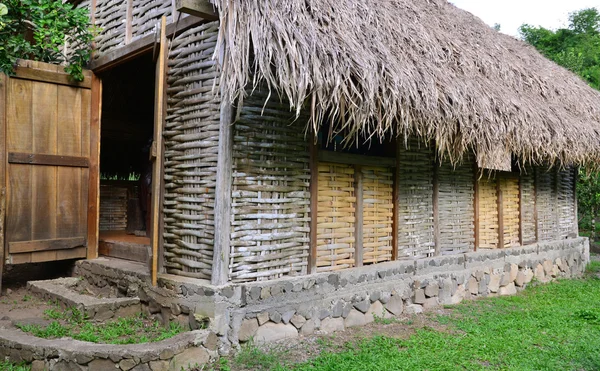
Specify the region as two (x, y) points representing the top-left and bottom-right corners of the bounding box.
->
(97, 52), (155, 262)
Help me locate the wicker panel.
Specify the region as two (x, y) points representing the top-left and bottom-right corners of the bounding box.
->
(362, 166), (394, 265)
(557, 167), (576, 238)
(520, 170), (536, 244)
(477, 176), (498, 249)
(536, 167), (557, 242)
(94, 0), (127, 58)
(317, 163), (356, 272)
(438, 155), (475, 254)
(132, 0), (173, 40)
(162, 22), (221, 280)
(397, 141), (434, 259)
(99, 185), (127, 231)
(229, 89), (310, 282)
(500, 176), (520, 248)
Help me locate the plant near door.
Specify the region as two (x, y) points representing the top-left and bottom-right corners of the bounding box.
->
(0, 0), (94, 81)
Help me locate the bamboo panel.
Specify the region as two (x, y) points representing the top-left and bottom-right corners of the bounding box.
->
(93, 0), (127, 58)
(520, 169), (536, 244)
(362, 166), (393, 264)
(557, 167), (576, 238)
(132, 0), (173, 40)
(438, 155), (475, 254)
(397, 140), (434, 259)
(99, 184), (127, 231)
(230, 88), (310, 282)
(536, 166), (557, 242)
(477, 175), (498, 249)
(500, 176), (520, 248)
(162, 22), (220, 280)
(316, 163), (356, 272)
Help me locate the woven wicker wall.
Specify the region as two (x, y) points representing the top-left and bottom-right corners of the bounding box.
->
(536, 167), (557, 242)
(557, 167), (576, 239)
(94, 0), (127, 57)
(132, 0), (173, 40)
(397, 141), (434, 259)
(438, 155), (475, 254)
(477, 175), (499, 249)
(229, 89), (311, 282)
(162, 22), (220, 280)
(362, 166), (394, 264)
(500, 176), (520, 248)
(317, 163), (356, 272)
(520, 170), (536, 245)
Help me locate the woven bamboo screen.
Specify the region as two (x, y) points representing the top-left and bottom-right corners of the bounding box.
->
(99, 185), (128, 231)
(536, 167), (557, 242)
(93, 0), (127, 57)
(362, 166), (394, 265)
(500, 176), (520, 248)
(557, 167), (576, 238)
(162, 22), (220, 280)
(132, 0), (173, 40)
(229, 90), (311, 282)
(477, 176), (499, 249)
(520, 170), (536, 244)
(397, 141), (434, 259)
(316, 163), (356, 272)
(438, 155), (475, 254)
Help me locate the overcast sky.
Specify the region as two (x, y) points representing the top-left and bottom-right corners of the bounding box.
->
(451, 0), (600, 37)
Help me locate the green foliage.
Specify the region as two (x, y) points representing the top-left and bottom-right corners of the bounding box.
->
(0, 360), (30, 371)
(0, 0), (94, 81)
(233, 342), (287, 370)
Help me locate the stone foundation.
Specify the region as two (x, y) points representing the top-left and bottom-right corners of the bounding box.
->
(75, 238), (589, 352)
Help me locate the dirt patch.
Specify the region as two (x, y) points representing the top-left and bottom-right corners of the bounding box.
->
(0, 283), (54, 322)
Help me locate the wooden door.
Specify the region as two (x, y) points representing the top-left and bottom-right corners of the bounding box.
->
(3, 61), (93, 264)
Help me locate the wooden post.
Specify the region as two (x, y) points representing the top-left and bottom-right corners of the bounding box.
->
(518, 174), (523, 246)
(554, 168), (560, 240)
(392, 150), (399, 260)
(533, 167), (539, 242)
(150, 17), (168, 286)
(308, 140), (318, 274)
(433, 157), (440, 256)
(211, 66), (234, 286)
(497, 175), (504, 249)
(87, 74), (102, 260)
(0, 73), (6, 295)
(473, 163), (479, 251)
(573, 166), (579, 237)
(354, 165), (363, 267)
(125, 0), (133, 44)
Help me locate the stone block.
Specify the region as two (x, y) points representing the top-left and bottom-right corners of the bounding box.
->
(422, 297), (438, 309)
(509, 263), (519, 282)
(281, 310), (295, 324)
(238, 318), (259, 342)
(300, 318), (316, 336)
(290, 315), (306, 329)
(450, 284), (465, 304)
(120, 358), (138, 371)
(499, 283), (517, 296)
(320, 317), (345, 334)
(543, 260), (554, 275)
(535, 264), (546, 282)
(31, 360), (46, 371)
(413, 289), (426, 304)
(257, 312), (269, 326)
(424, 283), (439, 298)
(255, 323), (299, 342)
(345, 310), (368, 328)
(149, 361), (169, 371)
(488, 274), (501, 293)
(468, 277), (478, 295)
(385, 295), (404, 316)
(354, 299), (370, 313)
(332, 301), (344, 318)
(365, 301), (384, 323)
(88, 359), (117, 371)
(169, 347), (209, 371)
(405, 304), (423, 315)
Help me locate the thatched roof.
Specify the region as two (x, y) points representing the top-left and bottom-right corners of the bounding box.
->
(213, 0), (600, 166)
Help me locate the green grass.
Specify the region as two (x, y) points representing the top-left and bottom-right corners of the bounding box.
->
(230, 262), (600, 371)
(16, 307), (184, 345)
(0, 361), (29, 371)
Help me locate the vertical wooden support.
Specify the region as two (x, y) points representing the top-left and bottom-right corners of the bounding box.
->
(533, 167), (539, 242)
(573, 166), (579, 236)
(392, 150), (399, 260)
(308, 140), (318, 274)
(473, 164), (480, 251)
(150, 16), (167, 286)
(125, 0), (133, 44)
(433, 157), (440, 256)
(497, 175), (504, 249)
(0, 73), (6, 294)
(354, 165), (364, 267)
(518, 174), (524, 246)
(87, 74), (102, 260)
(554, 167), (560, 240)
(212, 61), (234, 286)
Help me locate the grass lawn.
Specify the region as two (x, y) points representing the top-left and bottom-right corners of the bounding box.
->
(222, 260), (600, 371)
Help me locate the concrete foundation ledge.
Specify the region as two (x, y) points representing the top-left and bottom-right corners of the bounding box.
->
(0, 325), (218, 371)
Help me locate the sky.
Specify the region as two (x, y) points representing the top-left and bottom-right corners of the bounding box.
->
(451, 0), (600, 37)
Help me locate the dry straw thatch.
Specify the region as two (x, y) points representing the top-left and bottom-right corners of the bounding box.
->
(212, 0), (600, 166)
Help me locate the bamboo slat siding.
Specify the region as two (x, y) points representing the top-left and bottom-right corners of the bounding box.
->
(94, 0), (127, 57)
(397, 142), (434, 259)
(99, 185), (127, 231)
(478, 176), (498, 249)
(536, 167), (557, 242)
(162, 22), (220, 280)
(317, 163), (356, 272)
(229, 90), (311, 282)
(500, 176), (520, 248)
(362, 167), (394, 264)
(132, 0), (173, 40)
(520, 170), (536, 245)
(438, 156), (475, 254)
(557, 167), (576, 239)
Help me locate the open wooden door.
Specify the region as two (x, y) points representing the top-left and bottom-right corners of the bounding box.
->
(2, 61), (94, 265)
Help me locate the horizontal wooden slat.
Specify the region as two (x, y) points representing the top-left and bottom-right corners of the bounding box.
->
(10, 247), (87, 264)
(8, 152), (89, 167)
(9, 237), (86, 254)
(14, 66), (92, 89)
(175, 0), (218, 20)
(318, 151), (396, 168)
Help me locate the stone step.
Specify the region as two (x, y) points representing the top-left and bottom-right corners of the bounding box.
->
(28, 277), (141, 321)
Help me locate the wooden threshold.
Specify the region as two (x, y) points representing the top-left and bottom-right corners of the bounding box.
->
(9, 237), (86, 254)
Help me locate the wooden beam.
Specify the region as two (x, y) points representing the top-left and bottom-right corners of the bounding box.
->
(9, 237), (86, 254)
(14, 66), (91, 89)
(308, 140), (318, 274)
(87, 74), (102, 260)
(497, 175), (504, 249)
(318, 151), (396, 168)
(90, 16), (205, 73)
(354, 165), (364, 267)
(0, 73), (6, 295)
(125, 0), (133, 44)
(473, 164), (480, 251)
(175, 0), (218, 20)
(433, 157), (440, 256)
(573, 166), (579, 237)
(8, 153), (89, 167)
(518, 174), (524, 246)
(392, 156), (399, 260)
(533, 167), (539, 243)
(554, 168), (560, 240)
